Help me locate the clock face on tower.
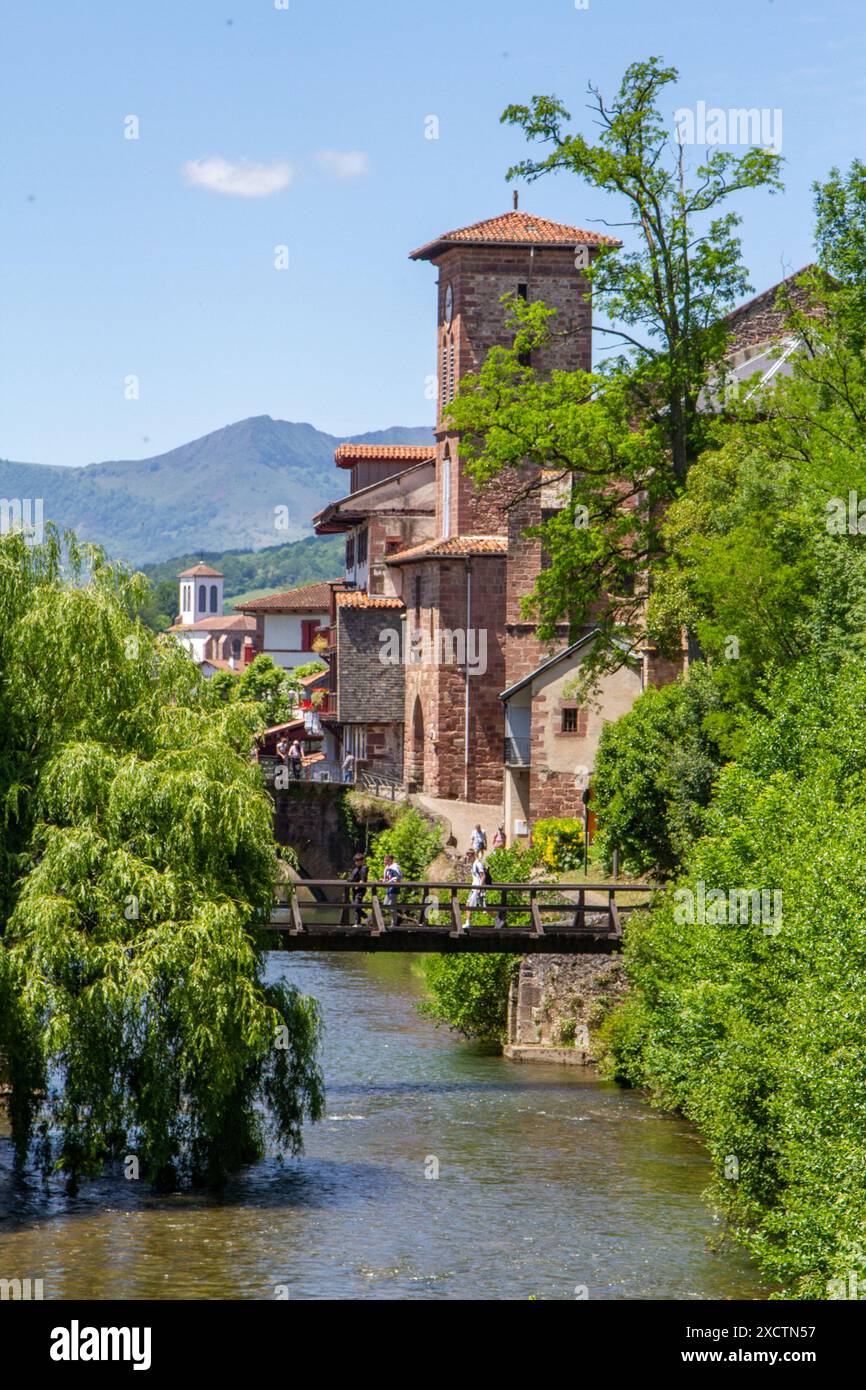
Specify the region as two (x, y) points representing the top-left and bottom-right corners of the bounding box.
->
(444, 282), (453, 327)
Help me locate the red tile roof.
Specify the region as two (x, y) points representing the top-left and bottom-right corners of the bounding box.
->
(237, 580), (338, 613)
(334, 443), (434, 469)
(168, 614), (255, 633)
(386, 535), (508, 564)
(178, 562), (224, 578)
(410, 211), (621, 261)
(335, 591), (404, 609)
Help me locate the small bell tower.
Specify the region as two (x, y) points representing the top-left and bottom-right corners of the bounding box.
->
(178, 563), (224, 624)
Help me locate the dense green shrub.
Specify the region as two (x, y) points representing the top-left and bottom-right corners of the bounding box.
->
(365, 807), (441, 884)
(421, 954), (518, 1043)
(592, 662), (727, 878)
(600, 657), (866, 1297)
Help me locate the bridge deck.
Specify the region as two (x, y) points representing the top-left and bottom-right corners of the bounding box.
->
(260, 880), (653, 953)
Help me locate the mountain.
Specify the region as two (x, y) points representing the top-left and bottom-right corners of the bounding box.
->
(0, 417), (434, 566)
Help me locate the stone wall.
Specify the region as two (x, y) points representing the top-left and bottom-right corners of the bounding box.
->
(725, 271), (815, 352)
(402, 553), (507, 802)
(273, 783), (365, 880)
(507, 953), (627, 1061)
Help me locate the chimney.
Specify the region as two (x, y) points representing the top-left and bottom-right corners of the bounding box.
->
(513, 189), (519, 211)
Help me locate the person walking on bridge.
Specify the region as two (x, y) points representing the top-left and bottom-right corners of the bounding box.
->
(463, 851), (488, 931)
(382, 852), (403, 927)
(348, 852), (368, 924)
(288, 738), (302, 781)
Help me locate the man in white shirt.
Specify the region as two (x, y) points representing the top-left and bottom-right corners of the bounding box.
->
(463, 852), (487, 930)
(383, 853), (403, 927)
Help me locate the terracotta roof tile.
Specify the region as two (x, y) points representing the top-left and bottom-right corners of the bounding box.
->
(178, 562), (224, 577)
(335, 591), (404, 609)
(410, 211), (621, 260)
(386, 535), (508, 564)
(168, 614), (256, 633)
(334, 443), (434, 468)
(237, 580), (338, 613)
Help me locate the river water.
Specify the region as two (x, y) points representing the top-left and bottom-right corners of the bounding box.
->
(0, 952), (766, 1300)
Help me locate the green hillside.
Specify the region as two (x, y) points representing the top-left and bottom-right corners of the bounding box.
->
(140, 534), (344, 628)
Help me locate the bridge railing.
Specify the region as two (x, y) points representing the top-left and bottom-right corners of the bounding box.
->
(268, 879), (655, 942)
(357, 771), (408, 801)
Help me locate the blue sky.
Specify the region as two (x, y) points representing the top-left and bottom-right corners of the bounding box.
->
(2, 0), (864, 467)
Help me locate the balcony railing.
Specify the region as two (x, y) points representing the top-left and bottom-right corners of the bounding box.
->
(504, 735), (531, 767)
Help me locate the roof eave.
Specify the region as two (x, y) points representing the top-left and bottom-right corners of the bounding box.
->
(409, 237), (616, 262)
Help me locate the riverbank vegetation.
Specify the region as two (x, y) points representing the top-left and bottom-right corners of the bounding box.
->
(446, 51), (866, 1296)
(595, 171), (866, 1296)
(421, 845), (538, 1042)
(0, 529), (324, 1188)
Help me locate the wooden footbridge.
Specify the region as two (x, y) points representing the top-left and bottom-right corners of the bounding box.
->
(260, 880), (653, 953)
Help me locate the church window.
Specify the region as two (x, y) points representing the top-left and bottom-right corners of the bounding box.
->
(210, 584), (218, 612)
(198, 584), (206, 610)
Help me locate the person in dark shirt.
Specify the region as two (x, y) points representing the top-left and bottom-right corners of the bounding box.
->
(348, 853), (368, 924)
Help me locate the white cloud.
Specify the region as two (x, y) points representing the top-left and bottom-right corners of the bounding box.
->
(182, 156), (293, 197)
(315, 149), (371, 180)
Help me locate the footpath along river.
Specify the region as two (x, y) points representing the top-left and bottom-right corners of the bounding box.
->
(0, 952), (766, 1300)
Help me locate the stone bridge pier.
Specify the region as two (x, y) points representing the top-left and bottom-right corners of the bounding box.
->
(505, 953), (627, 1065)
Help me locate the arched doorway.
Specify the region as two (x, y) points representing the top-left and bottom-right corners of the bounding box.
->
(409, 694), (425, 790)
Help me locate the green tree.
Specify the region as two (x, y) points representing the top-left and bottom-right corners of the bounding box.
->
(421, 954), (517, 1045)
(235, 653), (299, 727)
(448, 58), (782, 678)
(502, 56), (782, 480)
(0, 529), (323, 1188)
(592, 663), (727, 877)
(366, 807), (442, 885)
(813, 158), (866, 348)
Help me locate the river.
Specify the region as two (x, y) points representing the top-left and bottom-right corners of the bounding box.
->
(0, 951), (766, 1300)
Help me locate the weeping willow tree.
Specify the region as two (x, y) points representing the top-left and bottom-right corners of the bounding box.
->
(0, 528), (323, 1187)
